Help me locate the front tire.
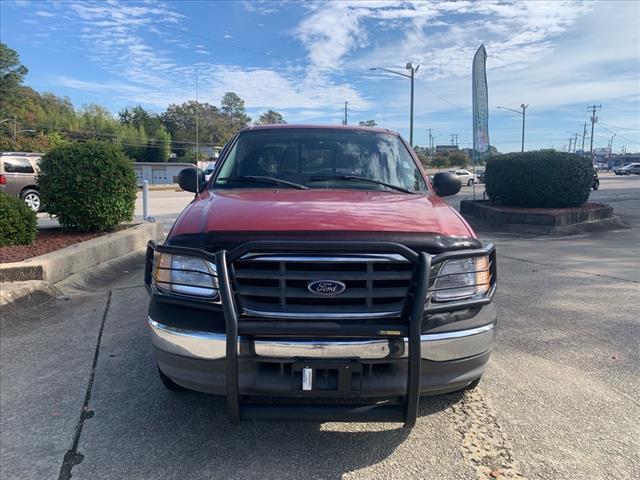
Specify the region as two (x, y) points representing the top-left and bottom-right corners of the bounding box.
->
(157, 366), (187, 392)
(467, 179), (474, 186)
(625, 171), (631, 175)
(592, 179), (599, 190)
(21, 189), (41, 212)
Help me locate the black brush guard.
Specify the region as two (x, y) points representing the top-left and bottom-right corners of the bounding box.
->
(145, 240), (496, 428)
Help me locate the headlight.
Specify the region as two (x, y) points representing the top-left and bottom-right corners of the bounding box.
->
(153, 253), (219, 299)
(431, 256), (491, 302)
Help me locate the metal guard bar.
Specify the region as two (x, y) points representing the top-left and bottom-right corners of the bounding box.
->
(144, 240), (496, 427)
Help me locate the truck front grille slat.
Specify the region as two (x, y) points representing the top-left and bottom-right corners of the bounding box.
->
(234, 270), (413, 281)
(233, 254), (415, 319)
(237, 285), (409, 299)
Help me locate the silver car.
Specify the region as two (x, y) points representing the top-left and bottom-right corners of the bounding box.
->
(0, 152), (43, 212)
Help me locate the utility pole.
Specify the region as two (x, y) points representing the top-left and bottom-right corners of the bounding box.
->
(12, 117), (17, 142)
(450, 134), (458, 146)
(343, 101), (348, 125)
(587, 105), (601, 161)
(608, 134), (616, 158)
(573, 133), (579, 153)
(581, 122), (588, 152)
(427, 128), (433, 156)
(568, 137), (573, 152)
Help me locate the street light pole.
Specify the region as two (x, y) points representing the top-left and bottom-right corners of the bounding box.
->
(520, 104), (528, 152)
(497, 104), (528, 152)
(409, 64), (415, 146)
(370, 64), (420, 145)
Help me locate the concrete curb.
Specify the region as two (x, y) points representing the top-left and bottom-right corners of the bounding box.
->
(0, 280), (63, 308)
(460, 200), (628, 236)
(0, 222), (163, 283)
(138, 184), (182, 192)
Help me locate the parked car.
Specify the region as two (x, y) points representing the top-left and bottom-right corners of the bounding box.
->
(614, 163), (640, 175)
(203, 161), (217, 182)
(449, 169), (479, 186)
(0, 152), (43, 212)
(144, 125), (497, 428)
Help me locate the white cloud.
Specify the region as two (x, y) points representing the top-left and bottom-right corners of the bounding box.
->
(294, 0), (593, 79)
(44, 0), (369, 113)
(241, 0), (283, 15)
(35, 10), (55, 17)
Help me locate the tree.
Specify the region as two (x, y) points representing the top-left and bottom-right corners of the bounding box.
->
(431, 155), (450, 169)
(161, 100), (224, 150)
(416, 153), (428, 166)
(221, 92), (251, 141)
(449, 152), (468, 168)
(145, 126), (171, 162)
(119, 124), (147, 160)
(358, 120), (377, 127)
(0, 42), (28, 96)
(257, 110), (286, 125)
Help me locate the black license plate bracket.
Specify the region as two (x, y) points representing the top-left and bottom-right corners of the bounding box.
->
(292, 361), (363, 397)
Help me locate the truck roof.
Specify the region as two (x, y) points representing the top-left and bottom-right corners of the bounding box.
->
(240, 124), (397, 135)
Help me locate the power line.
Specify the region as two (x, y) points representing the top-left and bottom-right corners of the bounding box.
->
(415, 77), (468, 111)
(596, 123), (640, 146)
(18, 120), (221, 147)
(13, 121), (217, 151)
(599, 122), (640, 131)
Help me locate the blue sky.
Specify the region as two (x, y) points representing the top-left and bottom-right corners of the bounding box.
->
(1, 0), (639, 153)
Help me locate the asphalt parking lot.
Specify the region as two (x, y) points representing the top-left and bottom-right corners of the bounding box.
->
(4, 173), (640, 480)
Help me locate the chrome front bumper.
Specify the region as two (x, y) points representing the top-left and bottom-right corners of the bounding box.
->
(148, 318), (495, 363)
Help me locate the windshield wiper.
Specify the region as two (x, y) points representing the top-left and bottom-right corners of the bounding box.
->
(309, 175), (415, 194)
(218, 175), (309, 190)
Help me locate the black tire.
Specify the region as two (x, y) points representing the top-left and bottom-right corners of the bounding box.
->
(592, 180), (599, 191)
(21, 189), (41, 213)
(157, 366), (187, 392)
(625, 171), (631, 175)
(467, 179), (474, 186)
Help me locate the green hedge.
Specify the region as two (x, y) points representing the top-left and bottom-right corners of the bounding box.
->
(0, 192), (37, 247)
(38, 141), (137, 232)
(484, 151), (592, 208)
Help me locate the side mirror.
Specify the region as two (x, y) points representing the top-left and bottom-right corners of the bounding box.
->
(178, 168), (206, 193)
(432, 172), (461, 197)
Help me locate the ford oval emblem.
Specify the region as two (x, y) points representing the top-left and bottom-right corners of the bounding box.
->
(307, 280), (346, 296)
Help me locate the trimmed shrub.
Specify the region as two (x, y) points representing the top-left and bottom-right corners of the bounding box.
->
(484, 151), (592, 208)
(38, 141), (137, 232)
(0, 192), (37, 247)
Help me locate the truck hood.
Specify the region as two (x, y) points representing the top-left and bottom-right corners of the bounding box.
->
(169, 189), (474, 238)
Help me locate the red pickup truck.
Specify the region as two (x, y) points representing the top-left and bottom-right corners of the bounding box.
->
(144, 125), (496, 428)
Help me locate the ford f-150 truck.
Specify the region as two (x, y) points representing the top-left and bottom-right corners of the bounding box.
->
(144, 125), (497, 428)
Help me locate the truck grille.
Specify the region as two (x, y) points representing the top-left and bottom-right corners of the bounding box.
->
(232, 254), (415, 319)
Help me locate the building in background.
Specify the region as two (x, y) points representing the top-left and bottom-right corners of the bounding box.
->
(435, 145), (459, 154)
(133, 162), (194, 185)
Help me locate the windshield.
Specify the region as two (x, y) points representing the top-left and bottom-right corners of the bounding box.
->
(213, 129), (428, 193)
